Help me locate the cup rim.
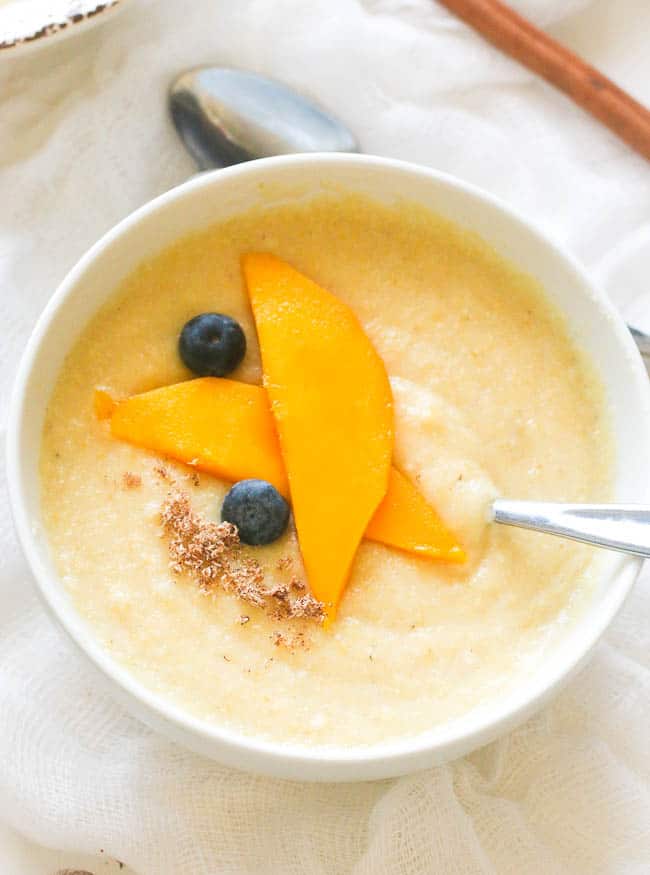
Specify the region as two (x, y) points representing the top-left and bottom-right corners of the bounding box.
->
(7, 152), (650, 780)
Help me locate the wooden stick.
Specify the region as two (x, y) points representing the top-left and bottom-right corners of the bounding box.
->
(437, 0), (650, 162)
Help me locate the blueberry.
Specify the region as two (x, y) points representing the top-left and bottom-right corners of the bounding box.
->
(221, 479), (290, 546)
(179, 313), (246, 377)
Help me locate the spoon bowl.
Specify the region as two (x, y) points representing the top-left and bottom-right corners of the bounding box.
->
(169, 67), (358, 170)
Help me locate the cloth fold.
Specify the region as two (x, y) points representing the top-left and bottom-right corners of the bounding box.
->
(2, 0), (650, 872)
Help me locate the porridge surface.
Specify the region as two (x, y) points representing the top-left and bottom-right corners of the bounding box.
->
(40, 194), (611, 747)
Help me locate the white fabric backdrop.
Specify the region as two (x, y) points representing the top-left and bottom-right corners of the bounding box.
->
(2, 1), (650, 872)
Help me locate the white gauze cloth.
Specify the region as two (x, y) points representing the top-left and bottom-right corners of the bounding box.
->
(2, 1), (650, 872)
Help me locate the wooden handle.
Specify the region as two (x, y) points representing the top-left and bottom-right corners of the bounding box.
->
(437, 0), (650, 162)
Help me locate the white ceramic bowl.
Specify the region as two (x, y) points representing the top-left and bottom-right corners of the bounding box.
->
(8, 154), (650, 781)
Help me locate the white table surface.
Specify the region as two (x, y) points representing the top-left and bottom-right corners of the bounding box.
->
(3, 0), (650, 872)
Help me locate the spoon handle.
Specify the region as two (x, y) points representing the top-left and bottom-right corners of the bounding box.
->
(492, 500), (650, 558)
(629, 326), (650, 359)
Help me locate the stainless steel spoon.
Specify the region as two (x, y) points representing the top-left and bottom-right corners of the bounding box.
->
(169, 67), (357, 170)
(168, 66), (650, 561)
(492, 501), (650, 558)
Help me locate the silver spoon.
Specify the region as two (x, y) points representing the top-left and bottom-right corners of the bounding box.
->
(168, 67), (650, 560)
(492, 501), (650, 558)
(169, 67), (357, 170)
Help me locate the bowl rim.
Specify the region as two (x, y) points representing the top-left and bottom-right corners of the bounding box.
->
(7, 152), (650, 780)
(0, 0), (126, 57)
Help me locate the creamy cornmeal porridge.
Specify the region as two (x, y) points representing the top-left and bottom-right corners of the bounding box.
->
(40, 194), (611, 746)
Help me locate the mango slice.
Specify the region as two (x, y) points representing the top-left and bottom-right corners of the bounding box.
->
(242, 253), (394, 616)
(108, 377), (289, 496)
(366, 467), (466, 562)
(98, 381), (465, 567)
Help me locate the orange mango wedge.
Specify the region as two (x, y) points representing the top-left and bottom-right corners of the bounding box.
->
(106, 377), (289, 496)
(366, 467), (465, 562)
(242, 252), (393, 616)
(97, 380), (464, 568)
